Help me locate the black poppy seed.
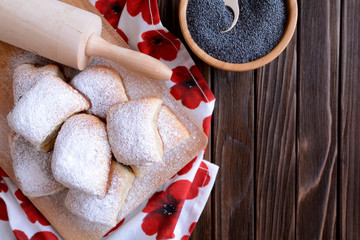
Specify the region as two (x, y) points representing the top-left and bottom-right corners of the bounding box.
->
(186, 0), (287, 63)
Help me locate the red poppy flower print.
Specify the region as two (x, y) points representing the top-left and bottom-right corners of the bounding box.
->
(15, 190), (50, 226)
(13, 230), (28, 240)
(0, 168), (8, 193)
(0, 167), (8, 177)
(170, 66), (215, 109)
(180, 222), (197, 240)
(202, 115), (212, 137)
(189, 222), (197, 233)
(95, 0), (126, 28)
(30, 232), (58, 240)
(117, 28), (128, 44)
(13, 230), (58, 240)
(138, 30), (180, 61)
(0, 178), (8, 193)
(141, 180), (193, 239)
(0, 197), (8, 221)
(127, 0), (160, 25)
(178, 157), (197, 176)
(104, 219), (125, 237)
(187, 162), (211, 199)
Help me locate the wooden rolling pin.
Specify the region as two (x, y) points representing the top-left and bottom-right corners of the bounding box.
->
(0, 0), (172, 81)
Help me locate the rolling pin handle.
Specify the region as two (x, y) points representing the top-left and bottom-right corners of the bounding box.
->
(85, 34), (172, 81)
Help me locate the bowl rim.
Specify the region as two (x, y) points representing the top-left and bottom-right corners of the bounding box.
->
(179, 0), (298, 72)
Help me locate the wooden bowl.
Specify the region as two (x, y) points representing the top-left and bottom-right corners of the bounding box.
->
(179, 0), (298, 71)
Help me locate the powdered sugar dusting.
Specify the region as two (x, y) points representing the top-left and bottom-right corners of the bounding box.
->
(89, 57), (164, 100)
(52, 114), (112, 197)
(107, 98), (164, 166)
(8, 50), (55, 72)
(7, 75), (90, 151)
(4, 52), (207, 232)
(65, 162), (134, 227)
(13, 64), (65, 103)
(129, 106), (190, 177)
(10, 132), (65, 197)
(70, 65), (128, 119)
(158, 106), (190, 152)
(86, 57), (207, 222)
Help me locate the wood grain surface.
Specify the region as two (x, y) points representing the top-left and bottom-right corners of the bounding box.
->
(158, 0), (360, 239)
(212, 70), (255, 240)
(297, 0), (339, 239)
(340, 0), (360, 239)
(256, 36), (296, 240)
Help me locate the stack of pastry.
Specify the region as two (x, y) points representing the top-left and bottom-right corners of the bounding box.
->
(7, 64), (190, 228)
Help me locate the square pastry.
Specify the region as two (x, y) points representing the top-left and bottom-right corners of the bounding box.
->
(64, 161), (135, 227)
(7, 75), (90, 152)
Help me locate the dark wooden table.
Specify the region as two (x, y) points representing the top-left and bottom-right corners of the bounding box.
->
(159, 0), (360, 239)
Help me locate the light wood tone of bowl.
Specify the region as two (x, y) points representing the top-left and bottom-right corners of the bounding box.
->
(179, 0), (298, 71)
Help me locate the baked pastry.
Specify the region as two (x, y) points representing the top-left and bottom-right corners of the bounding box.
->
(7, 75), (90, 152)
(130, 106), (190, 177)
(64, 161), (134, 227)
(52, 114), (112, 197)
(158, 105), (190, 152)
(70, 65), (128, 119)
(130, 163), (152, 178)
(9, 132), (65, 197)
(107, 98), (164, 166)
(13, 64), (65, 103)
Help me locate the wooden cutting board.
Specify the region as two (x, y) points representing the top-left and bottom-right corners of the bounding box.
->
(0, 1), (208, 239)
